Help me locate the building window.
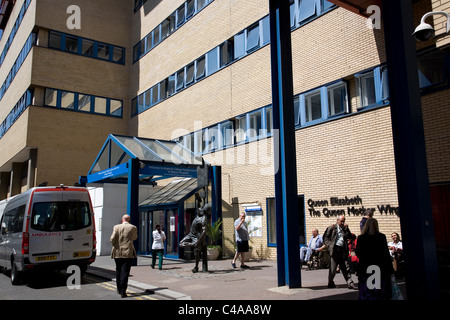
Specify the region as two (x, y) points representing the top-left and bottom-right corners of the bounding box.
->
(246, 22), (260, 53)
(45, 88), (58, 107)
(417, 49), (448, 89)
(267, 196), (305, 246)
(235, 116), (247, 143)
(358, 72), (376, 107)
(65, 35), (78, 53)
(220, 38), (234, 67)
(206, 47), (219, 76)
(61, 91), (75, 109)
(248, 110), (262, 140)
(356, 66), (389, 109)
(186, 62), (195, 85)
(78, 94), (92, 112)
(44, 88), (122, 118)
(304, 90), (322, 123)
(196, 56), (206, 80)
(220, 121), (234, 148)
(48, 31), (62, 50)
(327, 82), (348, 117)
(48, 31), (125, 64)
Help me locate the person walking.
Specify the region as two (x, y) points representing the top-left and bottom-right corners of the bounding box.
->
(356, 218), (394, 300)
(231, 212), (250, 269)
(110, 214), (138, 298)
(151, 224), (166, 270)
(321, 215), (357, 289)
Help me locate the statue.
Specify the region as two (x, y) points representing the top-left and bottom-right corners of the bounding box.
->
(179, 191), (211, 273)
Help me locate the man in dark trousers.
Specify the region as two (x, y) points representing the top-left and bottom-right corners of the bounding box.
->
(110, 214), (138, 298)
(322, 215), (357, 290)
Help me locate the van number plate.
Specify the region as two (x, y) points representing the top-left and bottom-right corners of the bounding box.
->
(36, 255), (57, 261)
(73, 251), (90, 258)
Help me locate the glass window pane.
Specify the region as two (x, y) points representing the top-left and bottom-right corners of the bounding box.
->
(290, 0), (296, 28)
(78, 94), (91, 112)
(45, 88), (58, 107)
(94, 97), (107, 114)
(206, 48), (218, 75)
(97, 43), (110, 60)
(177, 4), (185, 27)
(266, 106), (273, 134)
(81, 39), (94, 56)
(145, 33), (153, 51)
(151, 85), (159, 104)
(160, 79), (167, 99)
(261, 15), (270, 45)
(112, 47), (124, 63)
(248, 111), (262, 139)
(65, 35), (78, 53)
(299, 0), (316, 22)
(360, 73), (376, 106)
(305, 92), (321, 122)
(220, 39), (234, 67)
(61, 91), (75, 109)
(49, 31), (62, 50)
(294, 96), (300, 125)
(186, 62), (195, 85)
(221, 121), (234, 147)
(234, 31), (245, 59)
(110, 99), (122, 116)
(196, 56), (206, 80)
(168, 74), (176, 95)
(328, 84), (347, 116)
(246, 23), (260, 52)
(176, 69), (185, 91)
(153, 26), (160, 46)
(144, 90), (151, 108)
(236, 117), (246, 143)
(418, 50), (446, 88)
(186, 0), (195, 18)
(197, 0), (207, 10)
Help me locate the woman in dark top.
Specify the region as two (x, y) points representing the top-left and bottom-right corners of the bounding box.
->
(356, 218), (394, 300)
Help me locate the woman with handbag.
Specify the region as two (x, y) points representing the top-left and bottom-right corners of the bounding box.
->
(356, 218), (394, 300)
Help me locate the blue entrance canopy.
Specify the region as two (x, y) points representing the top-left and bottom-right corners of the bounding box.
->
(85, 134), (203, 184)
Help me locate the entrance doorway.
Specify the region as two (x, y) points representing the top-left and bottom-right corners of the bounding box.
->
(137, 209), (179, 259)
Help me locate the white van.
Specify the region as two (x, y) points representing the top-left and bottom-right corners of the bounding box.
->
(0, 185), (96, 284)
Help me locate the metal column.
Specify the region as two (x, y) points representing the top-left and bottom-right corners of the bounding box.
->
(269, 0), (301, 288)
(382, 0), (440, 300)
(127, 158), (140, 266)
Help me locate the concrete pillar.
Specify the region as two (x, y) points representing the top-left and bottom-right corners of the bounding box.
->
(10, 162), (23, 196)
(27, 149), (37, 189)
(0, 172), (10, 200)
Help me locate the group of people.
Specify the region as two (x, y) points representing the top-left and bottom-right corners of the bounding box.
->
(300, 210), (404, 300)
(108, 211), (251, 298)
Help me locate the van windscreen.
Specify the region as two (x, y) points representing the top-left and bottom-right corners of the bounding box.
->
(31, 202), (91, 231)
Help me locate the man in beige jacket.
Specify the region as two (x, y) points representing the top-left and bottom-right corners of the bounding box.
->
(110, 214), (138, 298)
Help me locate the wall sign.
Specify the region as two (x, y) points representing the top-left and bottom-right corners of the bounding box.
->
(307, 195), (399, 218)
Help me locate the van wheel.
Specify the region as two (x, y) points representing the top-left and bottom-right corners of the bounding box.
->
(10, 260), (22, 285)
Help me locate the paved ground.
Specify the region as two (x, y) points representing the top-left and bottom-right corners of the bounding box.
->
(86, 255), (407, 300)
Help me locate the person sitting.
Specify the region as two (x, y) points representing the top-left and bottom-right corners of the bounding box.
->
(388, 232), (404, 278)
(300, 228), (323, 264)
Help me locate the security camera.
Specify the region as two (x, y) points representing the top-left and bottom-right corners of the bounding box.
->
(413, 11), (450, 41)
(413, 22), (435, 41)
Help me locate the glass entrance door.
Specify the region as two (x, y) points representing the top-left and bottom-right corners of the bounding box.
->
(138, 211), (149, 254)
(166, 209), (178, 258)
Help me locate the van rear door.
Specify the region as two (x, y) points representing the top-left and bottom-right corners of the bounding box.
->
(60, 189), (93, 262)
(28, 191), (64, 264)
